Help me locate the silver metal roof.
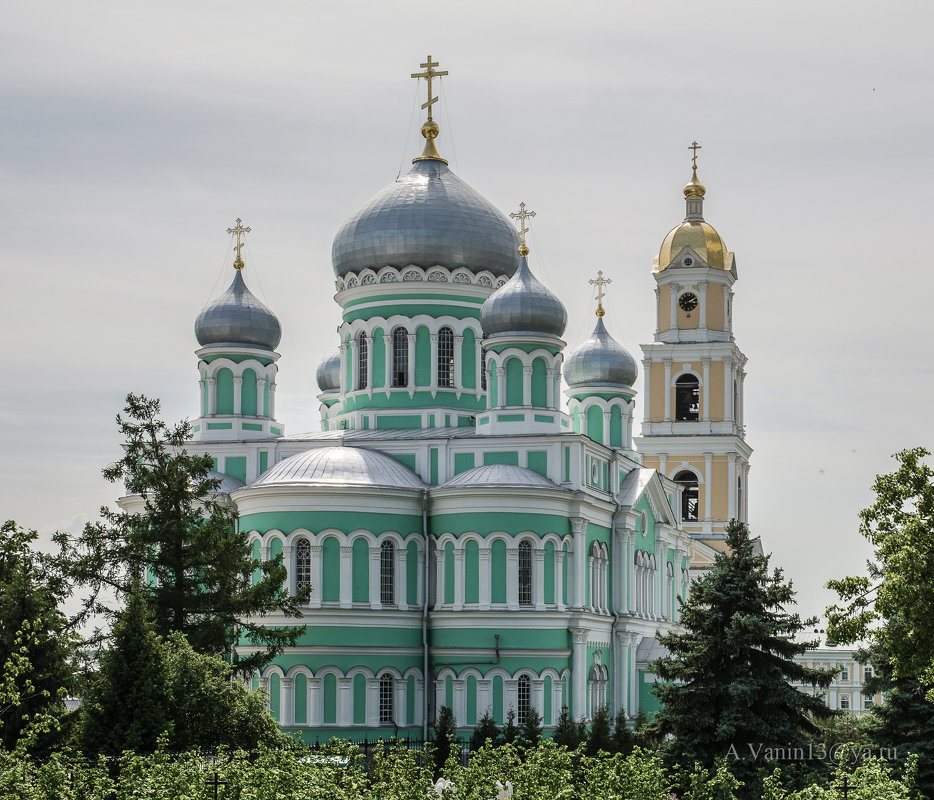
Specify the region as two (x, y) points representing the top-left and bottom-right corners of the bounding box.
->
(316, 352), (341, 393)
(441, 463), (558, 489)
(636, 635), (668, 665)
(250, 445), (426, 490)
(480, 255), (567, 339)
(195, 270), (281, 350)
(331, 159), (521, 278)
(564, 317), (637, 388)
(206, 470), (245, 494)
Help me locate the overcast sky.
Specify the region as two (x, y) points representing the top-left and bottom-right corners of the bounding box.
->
(2, 1), (931, 621)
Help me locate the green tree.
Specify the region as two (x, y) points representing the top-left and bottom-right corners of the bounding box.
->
(433, 705), (457, 777)
(501, 707), (519, 744)
(469, 709), (499, 751)
(56, 394), (310, 674)
(652, 520), (834, 778)
(78, 587), (171, 755)
(827, 447), (934, 696)
(611, 707), (637, 755)
(552, 706), (585, 748)
(586, 705), (613, 756)
(0, 521), (75, 753)
(520, 707), (542, 747)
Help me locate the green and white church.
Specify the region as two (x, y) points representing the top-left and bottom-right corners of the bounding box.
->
(182, 58), (752, 742)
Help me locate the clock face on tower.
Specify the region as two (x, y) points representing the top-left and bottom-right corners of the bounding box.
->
(679, 292), (698, 312)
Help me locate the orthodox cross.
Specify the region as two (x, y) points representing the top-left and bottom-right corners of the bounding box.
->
(509, 202), (535, 248)
(206, 772), (228, 800)
(589, 270), (612, 317)
(411, 55), (448, 121)
(226, 218), (251, 269)
(689, 140), (702, 171)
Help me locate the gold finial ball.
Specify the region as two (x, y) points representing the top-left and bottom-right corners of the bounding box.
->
(421, 119), (440, 140)
(518, 244), (530, 257)
(233, 257), (245, 271)
(595, 306), (606, 318)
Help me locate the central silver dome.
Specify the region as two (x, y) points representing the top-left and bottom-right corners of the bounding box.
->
(331, 159), (521, 278)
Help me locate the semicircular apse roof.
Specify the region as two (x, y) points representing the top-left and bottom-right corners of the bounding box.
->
(441, 463), (558, 489)
(250, 446), (426, 491)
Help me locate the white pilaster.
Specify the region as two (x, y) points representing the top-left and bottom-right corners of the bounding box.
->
(663, 359), (672, 420)
(534, 549), (545, 610)
(369, 547), (381, 609)
(506, 548), (519, 610)
(571, 629), (587, 720)
(338, 677), (353, 726)
(702, 358), (711, 422)
(704, 452), (713, 522)
(339, 546), (352, 609)
(280, 676), (294, 726)
(308, 677), (322, 726)
(479, 548), (491, 610)
(571, 517), (587, 610)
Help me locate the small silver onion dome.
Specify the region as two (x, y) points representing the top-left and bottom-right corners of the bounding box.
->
(331, 159), (521, 278)
(565, 316), (637, 388)
(316, 352), (341, 394)
(195, 271), (281, 350)
(481, 255), (567, 339)
(250, 446), (426, 490)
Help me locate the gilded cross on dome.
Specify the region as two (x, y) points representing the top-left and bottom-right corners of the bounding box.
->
(226, 218), (251, 270)
(411, 55), (448, 122)
(689, 140), (702, 171)
(589, 270), (612, 317)
(509, 202), (535, 256)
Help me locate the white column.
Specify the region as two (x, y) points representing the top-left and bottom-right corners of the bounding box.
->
(551, 677), (563, 725)
(663, 360), (672, 420)
(338, 344), (347, 394)
(383, 334), (393, 389)
(555, 547), (565, 610)
(394, 677), (406, 726)
(365, 336), (374, 394)
(534, 549), (545, 610)
(366, 678), (379, 727)
(668, 283), (679, 331)
(496, 366), (506, 408)
(435, 545), (445, 607)
(258, 675), (271, 710)
(369, 547), (381, 609)
(453, 335), (464, 390)
(506, 547), (519, 610)
(453, 545), (465, 610)
(256, 377), (266, 418)
(475, 343), (483, 398)
(704, 452), (713, 522)
(728, 454), (737, 523)
(233, 376), (243, 415)
(429, 333), (439, 392)
(282, 545), (294, 595)
(702, 358), (711, 422)
(628, 633), (639, 716)
(207, 377), (217, 415)
(545, 368), (556, 409)
(268, 380), (277, 418)
(415, 677), (425, 727)
(477, 679), (492, 719)
(571, 517), (587, 610)
(308, 677), (322, 726)
(309, 545), (322, 608)
(522, 366), (533, 407)
(479, 547), (491, 610)
(453, 679), (466, 727)
(397, 544), (408, 610)
(280, 676), (294, 726)
(571, 629), (587, 720)
(339, 545), (352, 608)
(698, 281), (707, 330)
(338, 677), (353, 726)
(406, 334), (416, 389)
(603, 410), (611, 446)
(435, 679), (445, 719)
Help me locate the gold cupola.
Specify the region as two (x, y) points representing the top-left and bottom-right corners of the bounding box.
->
(654, 142), (730, 272)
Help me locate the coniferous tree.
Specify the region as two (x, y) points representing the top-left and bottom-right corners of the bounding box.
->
(433, 705), (457, 777)
(652, 520), (834, 778)
(78, 588), (170, 755)
(0, 521), (75, 753)
(469, 709), (499, 751)
(611, 707), (637, 755)
(552, 707), (584, 749)
(520, 707), (542, 747)
(55, 394), (310, 673)
(501, 707), (519, 744)
(586, 705), (613, 756)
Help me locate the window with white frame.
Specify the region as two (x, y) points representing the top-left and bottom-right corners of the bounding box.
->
(674, 470), (699, 522)
(516, 674), (531, 725)
(380, 540), (395, 605)
(588, 663), (608, 717)
(379, 673), (394, 724)
(391, 327), (409, 387)
(675, 374), (700, 421)
(295, 538), (311, 591)
(480, 347), (488, 390)
(518, 540), (533, 606)
(839, 695), (850, 710)
(437, 326), (455, 388)
(357, 332), (368, 390)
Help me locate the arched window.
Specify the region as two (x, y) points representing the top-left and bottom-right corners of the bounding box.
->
(518, 541), (533, 606)
(516, 674), (531, 725)
(674, 470), (699, 521)
(357, 332), (368, 390)
(588, 663), (608, 717)
(295, 538), (311, 591)
(437, 326), (455, 388)
(480, 347), (488, 390)
(379, 673), (394, 724)
(675, 374), (700, 421)
(392, 327), (409, 387)
(380, 540), (395, 605)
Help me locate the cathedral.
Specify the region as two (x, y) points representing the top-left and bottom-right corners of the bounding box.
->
(178, 58), (752, 741)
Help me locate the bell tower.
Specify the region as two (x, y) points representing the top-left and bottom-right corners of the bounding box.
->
(634, 144), (752, 554)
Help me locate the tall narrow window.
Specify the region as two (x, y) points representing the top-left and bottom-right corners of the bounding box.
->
(379, 673), (394, 724)
(518, 541), (533, 606)
(516, 674), (531, 725)
(380, 540), (395, 605)
(295, 538), (311, 591)
(357, 332), (368, 390)
(675, 374), (700, 421)
(392, 327), (409, 387)
(438, 326), (455, 388)
(480, 347), (488, 391)
(736, 476), (744, 521)
(674, 470), (699, 521)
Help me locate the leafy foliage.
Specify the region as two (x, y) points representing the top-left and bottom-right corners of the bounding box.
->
(552, 705), (585, 748)
(520, 706), (543, 747)
(55, 393), (310, 674)
(0, 521), (75, 753)
(652, 520), (835, 779)
(827, 447), (934, 696)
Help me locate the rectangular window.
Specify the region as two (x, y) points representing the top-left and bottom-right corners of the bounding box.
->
(379, 675), (394, 724)
(840, 695), (850, 710)
(380, 542), (395, 605)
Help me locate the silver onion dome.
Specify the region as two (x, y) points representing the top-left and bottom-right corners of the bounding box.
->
(195, 270), (281, 350)
(480, 255), (567, 339)
(250, 446), (426, 491)
(316, 352), (341, 394)
(331, 159), (521, 278)
(564, 316), (638, 388)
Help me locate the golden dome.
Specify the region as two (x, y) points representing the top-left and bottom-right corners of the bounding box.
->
(683, 171), (706, 197)
(655, 220), (727, 271)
